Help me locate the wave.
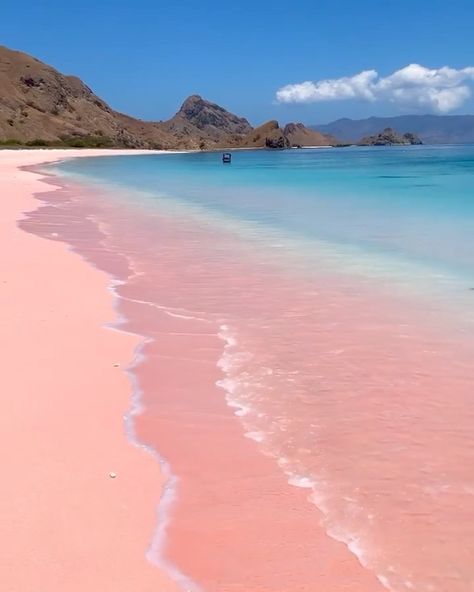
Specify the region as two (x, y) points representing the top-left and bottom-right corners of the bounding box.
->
(215, 322), (397, 591)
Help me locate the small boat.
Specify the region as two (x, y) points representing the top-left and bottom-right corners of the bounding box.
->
(222, 152), (232, 163)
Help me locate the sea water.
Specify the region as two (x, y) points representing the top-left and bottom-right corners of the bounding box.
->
(26, 146), (474, 591)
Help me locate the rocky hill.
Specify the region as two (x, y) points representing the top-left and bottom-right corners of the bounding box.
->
(358, 128), (423, 146)
(0, 45), (180, 148)
(159, 94), (252, 150)
(240, 120), (338, 149)
(0, 46), (252, 149)
(240, 120), (289, 148)
(0, 44), (340, 150)
(283, 123), (337, 147)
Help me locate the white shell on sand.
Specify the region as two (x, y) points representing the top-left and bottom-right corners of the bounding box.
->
(109, 472), (117, 479)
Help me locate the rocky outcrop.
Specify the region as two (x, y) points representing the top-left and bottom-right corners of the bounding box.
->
(241, 120), (338, 149)
(358, 127), (423, 146)
(169, 94), (251, 136)
(159, 94), (253, 150)
(401, 132), (423, 145)
(283, 122), (337, 147)
(240, 120), (289, 149)
(240, 120), (278, 148)
(265, 135), (289, 149)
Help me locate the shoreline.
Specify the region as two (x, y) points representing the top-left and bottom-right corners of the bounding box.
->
(18, 153), (388, 591)
(5, 147), (474, 591)
(0, 149), (182, 591)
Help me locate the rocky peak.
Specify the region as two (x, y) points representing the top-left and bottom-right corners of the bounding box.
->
(283, 122), (305, 135)
(174, 94), (252, 135)
(240, 120), (339, 149)
(283, 122), (338, 147)
(240, 120), (289, 149)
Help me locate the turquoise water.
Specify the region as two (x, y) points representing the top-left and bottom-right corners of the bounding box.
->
(55, 145), (474, 281)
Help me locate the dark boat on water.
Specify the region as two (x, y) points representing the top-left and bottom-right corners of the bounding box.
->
(222, 152), (232, 163)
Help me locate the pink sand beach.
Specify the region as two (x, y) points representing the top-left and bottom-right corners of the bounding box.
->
(4, 149), (474, 592)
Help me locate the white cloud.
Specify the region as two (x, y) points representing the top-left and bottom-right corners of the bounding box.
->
(276, 64), (474, 113)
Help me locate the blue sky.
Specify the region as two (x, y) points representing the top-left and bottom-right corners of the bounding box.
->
(1, 0), (473, 125)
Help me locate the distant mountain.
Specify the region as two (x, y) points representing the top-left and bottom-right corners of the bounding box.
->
(312, 115), (474, 144)
(359, 127), (423, 146)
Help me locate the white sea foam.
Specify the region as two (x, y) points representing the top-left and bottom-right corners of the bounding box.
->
(215, 323), (399, 591)
(216, 325), (254, 421)
(216, 355), (234, 373)
(120, 296), (210, 323)
(377, 575), (394, 590)
(216, 377), (238, 395)
(277, 456), (290, 469)
(287, 475), (316, 489)
(44, 207), (204, 591)
(216, 322), (379, 585)
(226, 399), (252, 417)
(244, 431), (266, 443)
(217, 324), (238, 347)
(218, 307), (394, 577)
(102, 269), (203, 590)
(164, 310), (205, 321)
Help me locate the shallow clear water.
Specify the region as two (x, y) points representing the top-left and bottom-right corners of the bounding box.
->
(56, 145), (474, 277)
(34, 146), (474, 592)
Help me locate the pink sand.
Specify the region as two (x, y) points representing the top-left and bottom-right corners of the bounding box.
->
(0, 150), (180, 592)
(15, 151), (474, 592)
(19, 170), (390, 591)
(18, 155), (390, 590)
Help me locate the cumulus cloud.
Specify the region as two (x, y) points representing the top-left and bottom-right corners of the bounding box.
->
(276, 64), (474, 113)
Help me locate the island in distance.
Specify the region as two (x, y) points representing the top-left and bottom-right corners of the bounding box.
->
(358, 128), (423, 146)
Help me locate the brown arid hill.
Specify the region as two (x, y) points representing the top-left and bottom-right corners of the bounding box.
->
(241, 120), (339, 149)
(241, 120), (290, 149)
(283, 122), (338, 147)
(0, 44), (339, 150)
(358, 127), (423, 146)
(159, 94), (253, 150)
(0, 46), (250, 149)
(0, 45), (180, 148)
